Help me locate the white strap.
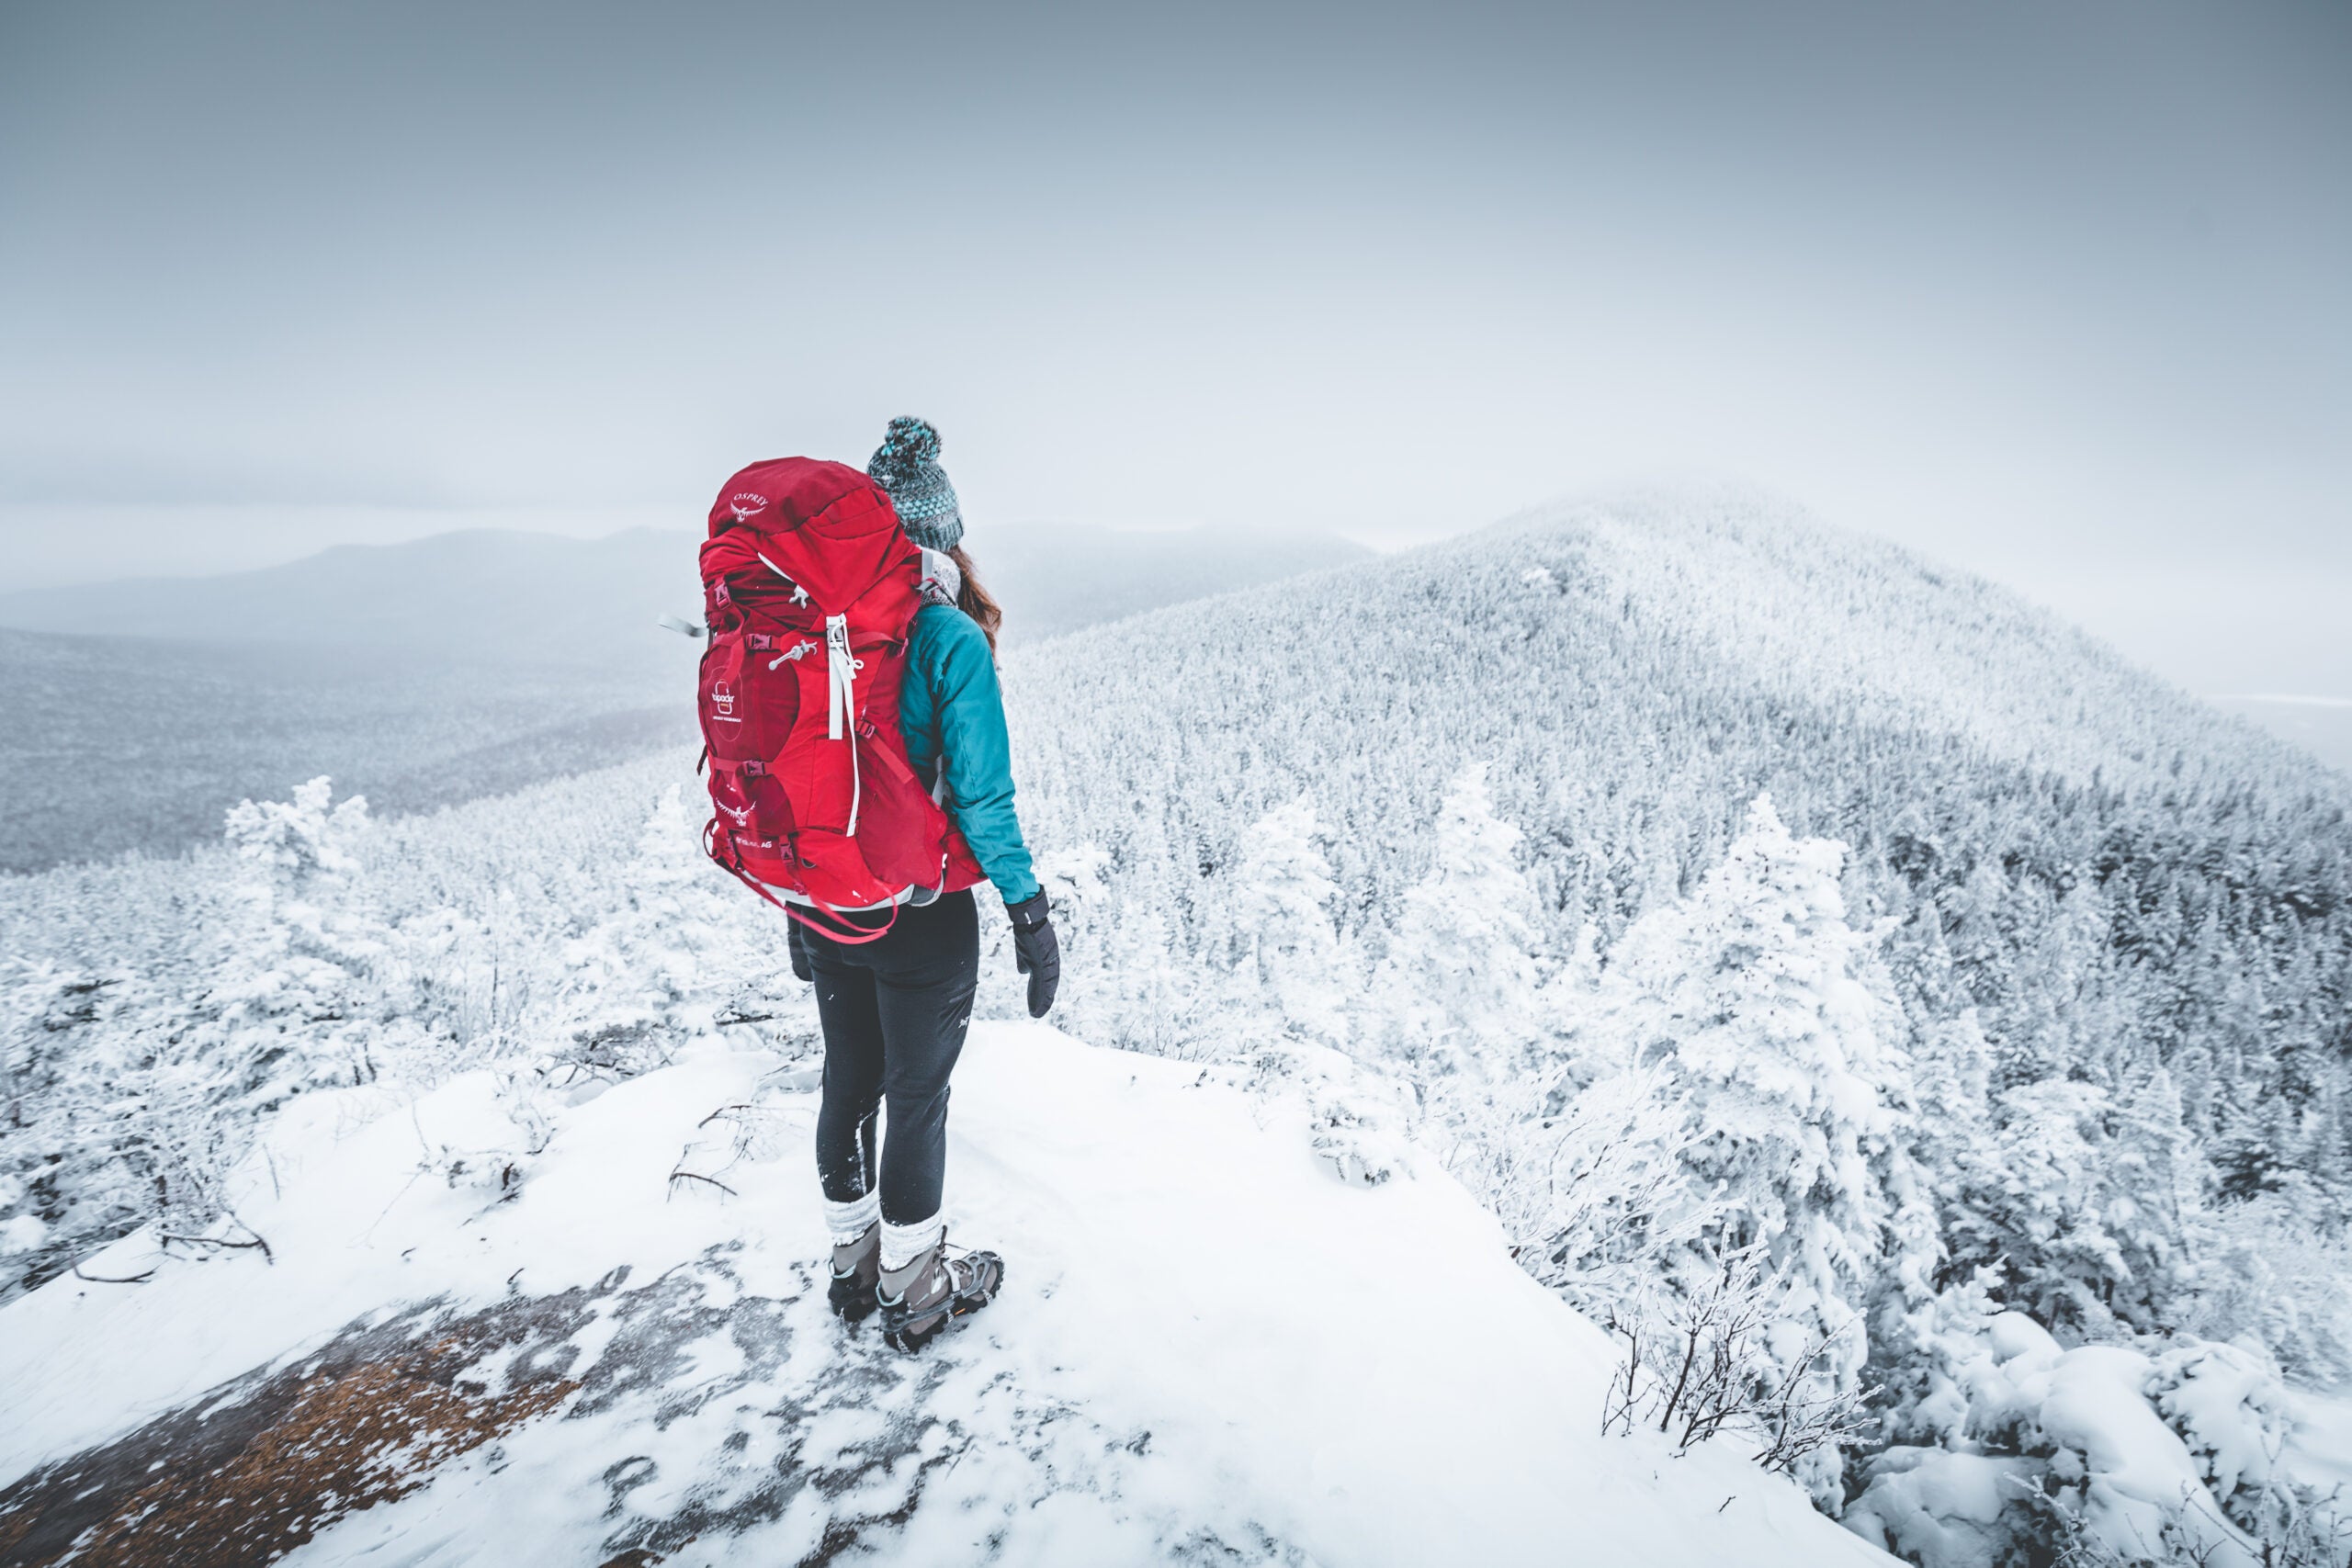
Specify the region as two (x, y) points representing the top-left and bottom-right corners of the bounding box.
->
(755, 550), (811, 606)
(918, 547), (963, 607)
(825, 614), (864, 835)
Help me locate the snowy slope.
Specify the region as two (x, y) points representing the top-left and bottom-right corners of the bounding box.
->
(1555, 491), (2309, 786)
(0, 1024), (1889, 1568)
(2290, 1389), (2352, 1497)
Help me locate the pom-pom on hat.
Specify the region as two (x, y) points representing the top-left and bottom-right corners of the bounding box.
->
(866, 415), (963, 553)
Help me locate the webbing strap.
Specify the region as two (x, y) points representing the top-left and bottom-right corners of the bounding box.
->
(786, 900), (899, 946)
(705, 820), (899, 946)
(858, 720), (919, 787)
(825, 615), (865, 835)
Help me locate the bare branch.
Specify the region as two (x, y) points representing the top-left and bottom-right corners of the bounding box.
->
(665, 1169), (737, 1199)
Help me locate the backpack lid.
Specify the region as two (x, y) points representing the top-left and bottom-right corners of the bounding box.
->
(706, 457), (912, 615)
(709, 457), (897, 539)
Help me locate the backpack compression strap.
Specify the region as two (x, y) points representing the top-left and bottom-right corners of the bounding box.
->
(785, 899), (899, 945)
(702, 818), (899, 945)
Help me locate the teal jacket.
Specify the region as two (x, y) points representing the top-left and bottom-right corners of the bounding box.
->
(899, 603), (1040, 906)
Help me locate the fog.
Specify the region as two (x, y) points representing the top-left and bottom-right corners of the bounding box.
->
(3, 0), (2345, 698)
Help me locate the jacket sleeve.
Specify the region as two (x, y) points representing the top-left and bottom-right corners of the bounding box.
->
(920, 608), (1041, 906)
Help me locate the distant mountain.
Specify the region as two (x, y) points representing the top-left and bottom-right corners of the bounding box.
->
(975, 524), (1372, 644)
(0, 626), (694, 874)
(2211, 694), (2352, 774)
(1010, 489), (2346, 917)
(0, 529), (700, 669)
(0, 522), (1373, 657)
(0, 521), (1366, 871)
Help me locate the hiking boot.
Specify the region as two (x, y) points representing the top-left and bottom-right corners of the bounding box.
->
(876, 1234), (1004, 1354)
(828, 1222), (881, 1324)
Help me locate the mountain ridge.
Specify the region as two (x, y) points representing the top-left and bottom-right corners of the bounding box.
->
(0, 520), (1377, 655)
(4, 486), (2345, 1562)
(0, 519), (1374, 872)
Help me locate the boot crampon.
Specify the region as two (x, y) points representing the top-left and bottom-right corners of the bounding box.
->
(829, 1222), (881, 1325)
(877, 1235), (1004, 1353)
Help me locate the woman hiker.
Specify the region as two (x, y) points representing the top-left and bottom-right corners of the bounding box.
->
(793, 416), (1058, 1352)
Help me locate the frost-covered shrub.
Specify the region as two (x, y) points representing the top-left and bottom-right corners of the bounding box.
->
(1849, 1310), (2344, 1568)
(1602, 1238), (1878, 1483)
(99, 780), (444, 1234)
(543, 784), (718, 1086)
(207, 778), (417, 1095)
(0, 782), (427, 1279)
(1230, 1039), (1417, 1187)
(1470, 1063), (1709, 1325)
(0, 768), (813, 1297)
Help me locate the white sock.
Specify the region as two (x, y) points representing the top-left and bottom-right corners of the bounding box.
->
(824, 1190), (879, 1247)
(879, 1213), (945, 1274)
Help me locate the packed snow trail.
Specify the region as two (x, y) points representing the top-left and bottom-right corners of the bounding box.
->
(0, 1025), (1892, 1567)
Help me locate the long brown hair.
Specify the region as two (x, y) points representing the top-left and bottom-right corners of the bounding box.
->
(948, 545), (1002, 656)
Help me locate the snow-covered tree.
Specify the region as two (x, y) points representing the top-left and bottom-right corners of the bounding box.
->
(209, 777), (395, 1082)
(1570, 795), (1927, 1505)
(550, 785), (711, 1078)
(1377, 764), (1543, 1073)
(1227, 794), (1352, 1045)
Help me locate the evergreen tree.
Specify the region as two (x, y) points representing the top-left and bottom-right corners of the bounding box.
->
(554, 784), (710, 1075)
(1576, 794), (1925, 1504)
(1378, 763), (1543, 1073)
(1228, 794), (1351, 1045)
(1980, 1079), (2130, 1335)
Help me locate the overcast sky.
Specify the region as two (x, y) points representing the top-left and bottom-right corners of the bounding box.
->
(2, 1), (2346, 693)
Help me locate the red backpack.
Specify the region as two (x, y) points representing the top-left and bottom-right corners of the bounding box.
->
(696, 457), (984, 940)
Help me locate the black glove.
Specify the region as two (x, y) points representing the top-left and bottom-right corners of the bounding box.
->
(786, 917), (814, 984)
(1007, 893), (1059, 1020)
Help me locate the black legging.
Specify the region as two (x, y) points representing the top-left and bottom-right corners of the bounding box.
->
(808, 890), (978, 1226)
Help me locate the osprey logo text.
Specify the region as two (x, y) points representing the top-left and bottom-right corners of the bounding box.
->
(729, 492), (768, 520)
(711, 680), (741, 723)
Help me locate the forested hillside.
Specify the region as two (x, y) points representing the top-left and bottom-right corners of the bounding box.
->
(999, 488), (2352, 1560)
(0, 627), (692, 872)
(4, 489), (2346, 1563)
(1011, 491), (2351, 1197)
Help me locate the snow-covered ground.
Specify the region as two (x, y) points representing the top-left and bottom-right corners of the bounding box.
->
(0, 1023), (1888, 1567)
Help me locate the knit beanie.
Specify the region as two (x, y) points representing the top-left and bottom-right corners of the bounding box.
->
(865, 415), (963, 553)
